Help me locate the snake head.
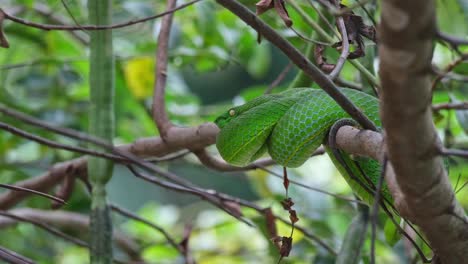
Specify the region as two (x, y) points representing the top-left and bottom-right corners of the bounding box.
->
(214, 108), (237, 129)
(214, 94), (278, 129)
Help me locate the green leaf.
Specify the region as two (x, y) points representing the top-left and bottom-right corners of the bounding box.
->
(247, 43), (271, 79)
(142, 244), (179, 261)
(383, 217), (401, 246)
(454, 100), (468, 134)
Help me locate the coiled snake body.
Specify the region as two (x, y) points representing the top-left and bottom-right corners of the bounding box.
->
(214, 88), (390, 204)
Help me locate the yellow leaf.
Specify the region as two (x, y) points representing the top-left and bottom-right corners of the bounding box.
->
(277, 218), (304, 243)
(123, 57), (155, 99)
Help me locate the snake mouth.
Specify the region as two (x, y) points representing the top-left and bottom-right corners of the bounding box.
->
(214, 115), (229, 129)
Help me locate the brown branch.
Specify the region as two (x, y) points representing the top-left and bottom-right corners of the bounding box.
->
(257, 164), (366, 204)
(126, 165), (249, 226)
(379, 1), (468, 262)
(437, 30), (468, 49)
(330, 0), (373, 16)
(0, 158), (88, 210)
(432, 102), (468, 111)
(290, 27), (333, 46)
(334, 77), (363, 90)
(329, 1), (349, 80)
(0, 209), (141, 261)
(431, 56), (467, 91)
(110, 204), (181, 253)
(152, 0), (177, 139)
(126, 164), (339, 255)
(0, 246), (34, 264)
(265, 62), (294, 94)
(0, 183), (65, 205)
(440, 148), (468, 159)
(0, 210), (88, 248)
(215, 0), (377, 131)
(0, 103), (218, 201)
(0, 121), (126, 162)
(0, 9), (9, 48)
(0, 126), (218, 210)
(370, 156), (387, 264)
(30, 3), (88, 44)
(194, 149), (276, 171)
(0, 0), (201, 31)
(276, 215), (337, 256)
(194, 147), (364, 204)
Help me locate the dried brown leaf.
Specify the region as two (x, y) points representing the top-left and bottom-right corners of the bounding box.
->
(279, 236), (293, 257)
(289, 209), (299, 224)
(255, 0), (292, 27)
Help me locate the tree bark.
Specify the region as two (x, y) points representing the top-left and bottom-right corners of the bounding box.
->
(379, 1), (468, 262)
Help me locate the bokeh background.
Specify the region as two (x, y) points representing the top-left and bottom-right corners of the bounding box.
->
(1, 0), (467, 263)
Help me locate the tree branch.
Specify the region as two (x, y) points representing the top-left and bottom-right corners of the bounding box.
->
(152, 0), (177, 138)
(0, 246), (34, 264)
(0, 209), (141, 261)
(432, 102), (468, 111)
(0, 0), (201, 31)
(215, 0), (377, 131)
(0, 183), (65, 205)
(329, 0), (349, 80)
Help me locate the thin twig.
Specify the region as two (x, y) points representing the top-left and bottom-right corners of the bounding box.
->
(153, 0), (177, 138)
(276, 216), (337, 255)
(440, 148), (468, 159)
(0, 9), (10, 48)
(329, 15), (349, 80)
(306, 0), (339, 38)
(431, 57), (467, 91)
(0, 246), (35, 264)
(60, 0), (83, 30)
(126, 165), (251, 226)
(0, 211), (88, 247)
(0, 122), (126, 162)
(335, 77), (363, 90)
(0, 104), (204, 191)
(432, 102), (468, 111)
(0, 104), (218, 209)
(0, 183), (65, 205)
(0, 104), (114, 148)
(455, 181), (468, 194)
(265, 63), (294, 94)
(437, 31), (468, 49)
(110, 204), (182, 252)
(331, 0), (373, 16)
(195, 148), (366, 204)
(0, 158), (88, 210)
(370, 155), (388, 264)
(0, 0), (201, 31)
(194, 148), (276, 171)
(257, 165), (366, 205)
(0, 209), (142, 261)
(290, 27), (333, 46)
(145, 150), (191, 162)
(216, 0), (377, 131)
(126, 164), (338, 255)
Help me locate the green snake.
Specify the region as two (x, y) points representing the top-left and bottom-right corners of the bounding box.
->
(214, 88), (391, 205)
(214, 88), (437, 256)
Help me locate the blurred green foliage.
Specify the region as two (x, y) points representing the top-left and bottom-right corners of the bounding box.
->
(0, 0), (467, 263)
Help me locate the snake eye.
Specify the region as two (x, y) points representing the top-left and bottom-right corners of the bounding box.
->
(229, 109), (236, 117)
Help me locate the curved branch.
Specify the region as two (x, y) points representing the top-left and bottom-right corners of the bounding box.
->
(329, 8), (349, 80)
(153, 0), (177, 138)
(0, 246), (34, 264)
(0, 0), (201, 31)
(215, 0), (377, 131)
(0, 209), (141, 261)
